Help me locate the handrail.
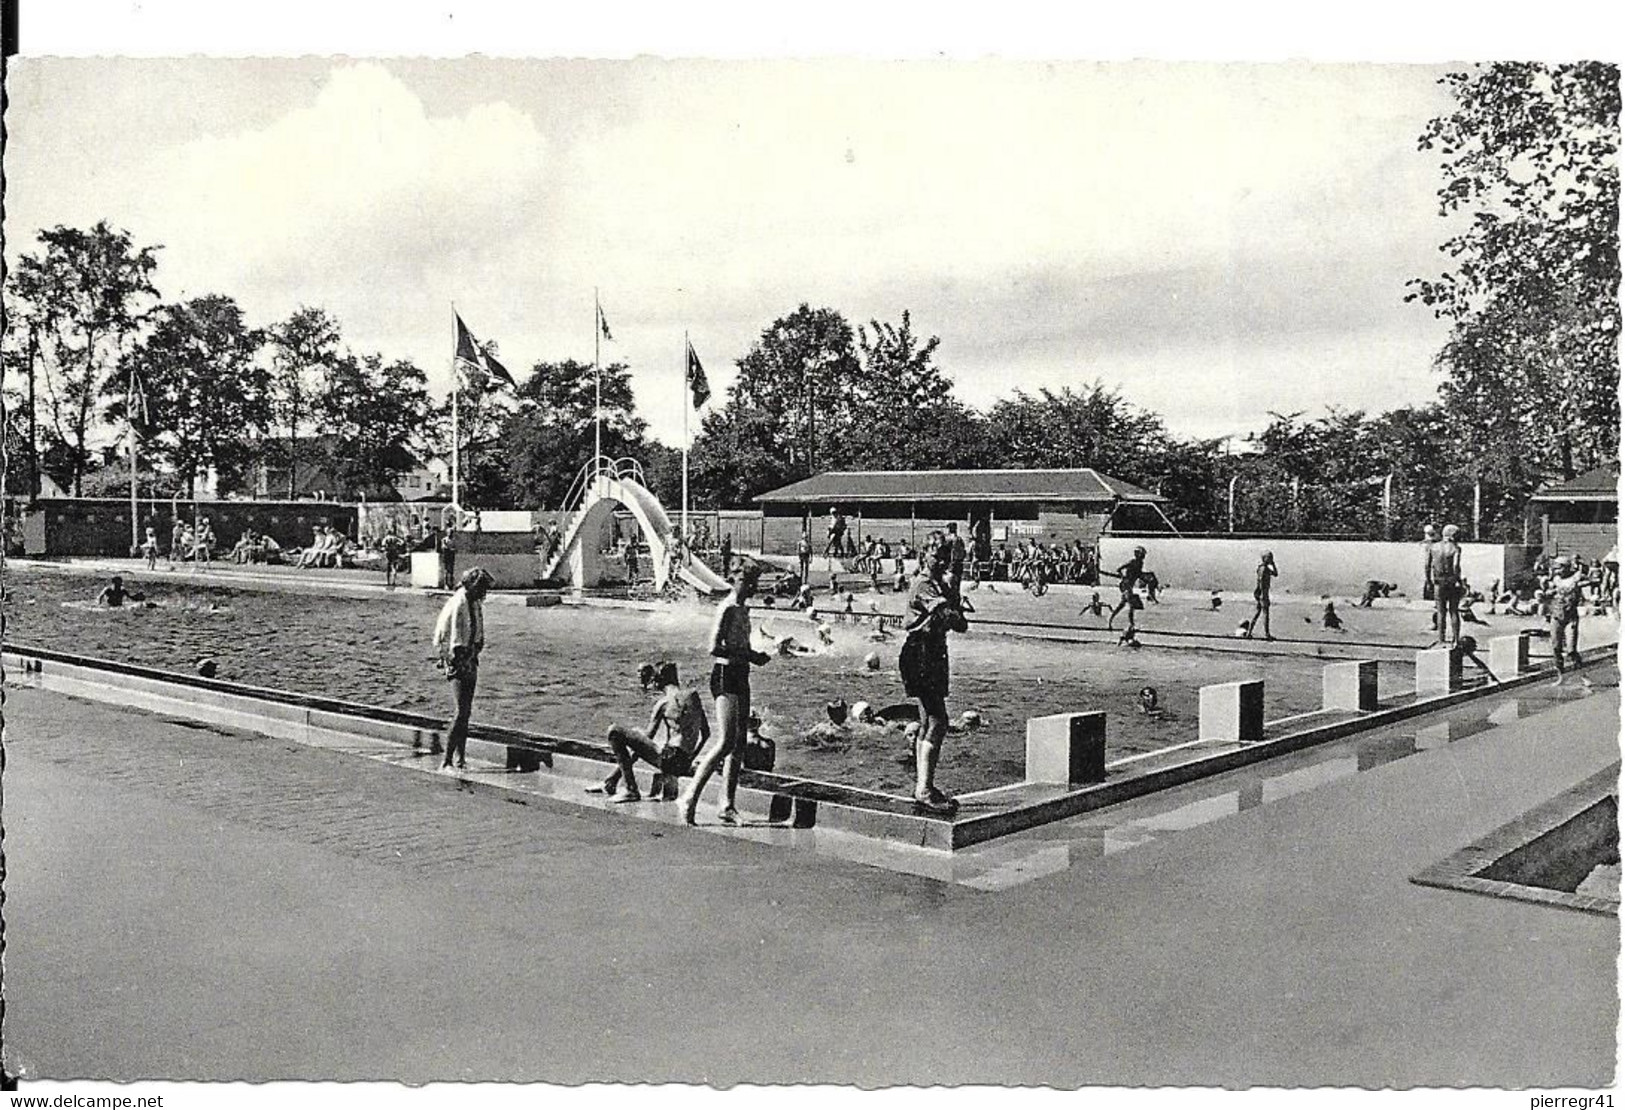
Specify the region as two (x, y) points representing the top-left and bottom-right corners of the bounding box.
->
(558, 455), (646, 514)
(545, 455), (652, 578)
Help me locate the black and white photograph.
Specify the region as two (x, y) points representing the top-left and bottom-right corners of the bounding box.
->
(0, 3), (1620, 1102)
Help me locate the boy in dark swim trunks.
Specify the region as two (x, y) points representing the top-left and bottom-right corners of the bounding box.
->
(681, 565), (772, 825)
(1106, 546), (1147, 633)
(900, 543), (970, 815)
(1244, 551), (1278, 640)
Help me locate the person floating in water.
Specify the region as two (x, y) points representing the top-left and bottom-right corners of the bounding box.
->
(96, 575), (145, 608)
(1321, 600), (1344, 632)
(1080, 591), (1105, 618)
(595, 661), (710, 803)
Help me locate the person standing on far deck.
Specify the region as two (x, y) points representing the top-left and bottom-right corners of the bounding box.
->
(1244, 550), (1278, 641)
(1429, 525), (1464, 647)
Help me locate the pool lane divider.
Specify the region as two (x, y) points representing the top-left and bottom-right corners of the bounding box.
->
(3, 640), (1615, 854)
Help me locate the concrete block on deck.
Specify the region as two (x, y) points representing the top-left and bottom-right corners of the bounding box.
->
(1323, 660), (1379, 712)
(1025, 712), (1106, 786)
(1488, 633), (1530, 679)
(1415, 647), (1462, 696)
(1199, 680), (1264, 743)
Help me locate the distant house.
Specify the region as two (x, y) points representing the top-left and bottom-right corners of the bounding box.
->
(1528, 466), (1619, 560)
(253, 434), (445, 502)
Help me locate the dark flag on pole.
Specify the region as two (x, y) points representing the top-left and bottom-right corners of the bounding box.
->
(454, 312), (517, 389)
(598, 303), (613, 342)
(127, 368), (150, 424)
(686, 340), (710, 409)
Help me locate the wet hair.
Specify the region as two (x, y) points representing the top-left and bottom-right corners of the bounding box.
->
(657, 661), (680, 687)
(460, 567), (495, 592)
(1133, 546), (1146, 557)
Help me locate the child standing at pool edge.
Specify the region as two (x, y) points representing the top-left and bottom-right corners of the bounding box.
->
(900, 543), (970, 816)
(681, 564), (772, 826)
(432, 567), (494, 770)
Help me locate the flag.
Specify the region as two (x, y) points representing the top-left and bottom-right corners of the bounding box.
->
(686, 340), (710, 409)
(598, 302), (613, 342)
(453, 312), (517, 389)
(128, 369), (149, 424)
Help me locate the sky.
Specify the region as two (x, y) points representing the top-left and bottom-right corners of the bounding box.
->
(4, 54), (1464, 450)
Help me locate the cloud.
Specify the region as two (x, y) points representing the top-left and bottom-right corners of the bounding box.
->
(133, 63), (548, 304)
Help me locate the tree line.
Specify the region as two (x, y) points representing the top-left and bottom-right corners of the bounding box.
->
(3, 62), (1615, 541)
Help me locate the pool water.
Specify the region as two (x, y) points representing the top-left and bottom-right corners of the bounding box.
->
(5, 569), (1409, 795)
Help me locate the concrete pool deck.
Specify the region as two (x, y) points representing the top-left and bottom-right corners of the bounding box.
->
(1, 678), (1617, 1085)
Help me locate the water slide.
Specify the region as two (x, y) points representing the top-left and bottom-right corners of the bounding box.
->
(675, 551), (732, 595)
(603, 476), (731, 597)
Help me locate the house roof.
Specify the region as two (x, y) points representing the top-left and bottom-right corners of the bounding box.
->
(1529, 466), (1620, 504)
(755, 468), (1165, 505)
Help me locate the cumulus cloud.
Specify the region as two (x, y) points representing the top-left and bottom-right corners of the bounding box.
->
(133, 63), (548, 305)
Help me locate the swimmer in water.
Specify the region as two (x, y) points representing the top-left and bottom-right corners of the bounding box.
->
(95, 575), (145, 608)
(1080, 591), (1105, 618)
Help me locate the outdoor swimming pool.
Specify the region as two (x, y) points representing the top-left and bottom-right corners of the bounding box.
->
(9, 567), (1423, 794)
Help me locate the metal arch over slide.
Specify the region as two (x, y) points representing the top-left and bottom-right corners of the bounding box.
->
(543, 457), (731, 596)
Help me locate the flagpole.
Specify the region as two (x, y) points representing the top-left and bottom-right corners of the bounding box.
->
(450, 303), (460, 512)
(682, 333), (690, 543)
(128, 365), (139, 553)
(594, 287), (603, 471)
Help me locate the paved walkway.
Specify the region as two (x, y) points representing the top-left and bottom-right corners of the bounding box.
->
(1, 680), (1617, 1085)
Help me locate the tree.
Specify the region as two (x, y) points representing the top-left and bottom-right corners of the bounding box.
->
(849, 311), (990, 470)
(1408, 62), (1620, 482)
(984, 383), (1170, 478)
(687, 305), (986, 505)
(316, 353), (433, 497)
(495, 359), (651, 509)
(268, 306), (344, 498)
(9, 222), (160, 494)
(117, 296), (269, 497)
(705, 304), (861, 490)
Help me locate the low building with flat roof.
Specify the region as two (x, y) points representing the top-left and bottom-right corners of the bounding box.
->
(1529, 465), (1618, 561)
(754, 468), (1173, 556)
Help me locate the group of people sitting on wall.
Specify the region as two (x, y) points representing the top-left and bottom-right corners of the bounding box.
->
(976, 540), (1101, 587)
(226, 528), (284, 565)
